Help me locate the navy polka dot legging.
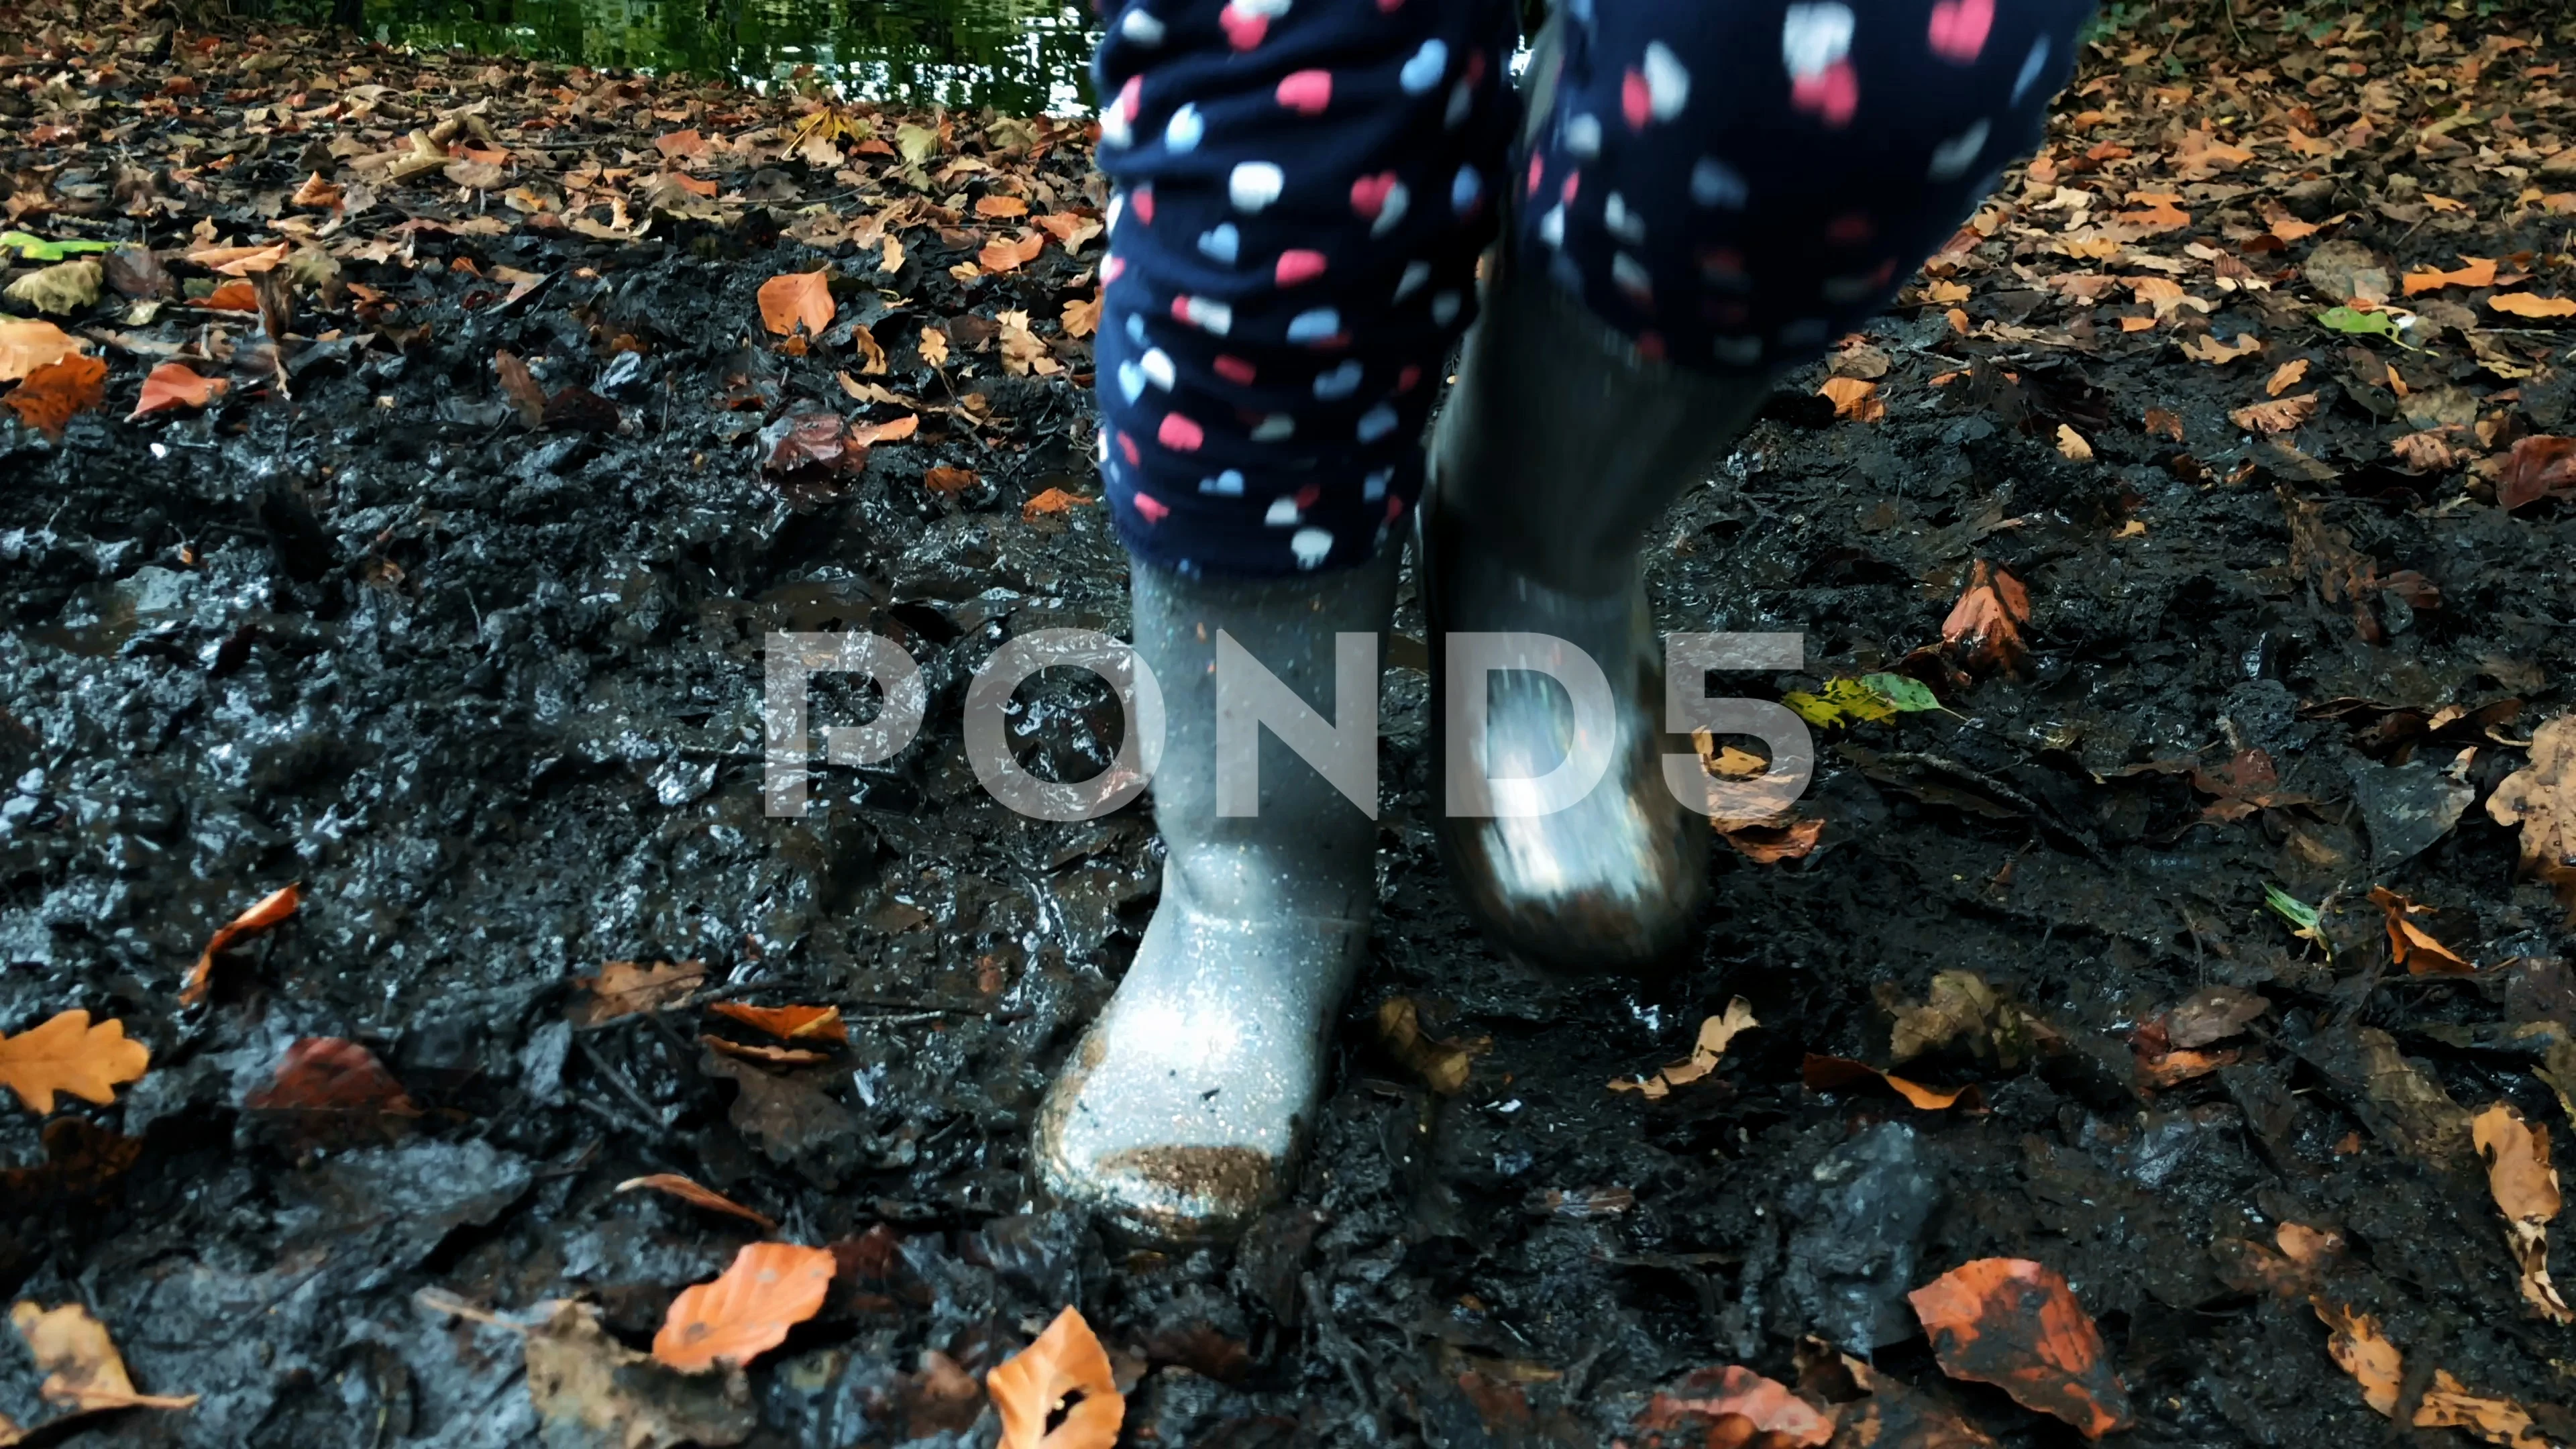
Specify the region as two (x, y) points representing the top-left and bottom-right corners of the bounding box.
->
(1092, 0), (2094, 578)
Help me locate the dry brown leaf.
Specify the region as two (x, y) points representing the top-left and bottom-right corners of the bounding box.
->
(0, 1012), (150, 1116)
(1377, 996), (1483, 1095)
(2055, 424), (2094, 462)
(2231, 393), (2318, 434)
(290, 172), (343, 209)
(879, 234), (906, 275)
(1612, 998), (1757, 1097)
(651, 1242), (835, 1373)
(2367, 886), (2472, 973)
(2180, 332), (2262, 363)
(1801, 1053), (1980, 1110)
(851, 321), (889, 375)
(201, 280), (258, 311)
(1022, 487), (1093, 521)
(850, 413), (920, 447)
(130, 362), (228, 420)
(570, 960), (707, 1025)
(987, 1305), (1124, 1449)
(977, 231), (1046, 274)
(1909, 1258), (2132, 1438)
(1819, 375), (1884, 422)
(616, 1173), (781, 1233)
(2500, 437), (2576, 510)
(2402, 256), (2499, 295)
(3, 353), (106, 437)
(516, 1299), (756, 1449)
(1632, 1365), (1833, 1447)
(179, 882), (300, 1006)
(1716, 816), (1826, 862)
(494, 348), (547, 429)
(2473, 1103), (2573, 1323)
(0, 318), (83, 382)
(706, 1003), (846, 1042)
(2489, 293), (2576, 319)
(924, 465), (978, 496)
(918, 325), (950, 368)
(2487, 716), (2576, 922)
(702, 1034), (833, 1067)
(245, 1037), (420, 1119)
(2266, 358), (2310, 396)
(2390, 431), (2461, 472)
(1061, 294), (1100, 338)
(2318, 1303), (2556, 1448)
(9, 1301), (198, 1415)
(186, 241), (288, 275)
(757, 269), (835, 338)
(974, 194), (1028, 218)
(1940, 559), (2031, 675)
(1032, 213), (1104, 250)
(2143, 407), (2184, 441)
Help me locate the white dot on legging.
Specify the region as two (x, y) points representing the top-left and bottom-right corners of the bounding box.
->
(1291, 529), (1333, 569)
(1265, 497), (1301, 526)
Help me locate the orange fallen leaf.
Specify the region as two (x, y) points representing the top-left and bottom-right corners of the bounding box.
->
(1802, 1053), (1980, 1110)
(652, 1242), (835, 1373)
(1032, 213), (1104, 250)
(988, 1305), (1124, 1449)
(1022, 486), (1093, 521)
(1819, 375), (1884, 422)
(706, 1002), (847, 1042)
(757, 269), (836, 338)
(1061, 294), (1100, 338)
(2318, 1303), (2556, 1448)
(570, 959), (707, 1025)
(0, 1012), (151, 1115)
(849, 413), (920, 447)
(2474, 1102), (2573, 1323)
(1612, 998), (1757, 1098)
(1909, 1258), (2132, 1438)
(917, 325), (951, 368)
(290, 172), (343, 209)
(977, 231), (1046, 274)
(178, 883), (299, 1006)
(9, 1301), (199, 1415)
(186, 241), (288, 275)
(653, 128), (708, 158)
(2266, 358), (2310, 396)
(2367, 886), (2472, 973)
(131, 362), (229, 420)
(3, 353), (105, 437)
(1377, 996), (1482, 1094)
(1716, 816), (1825, 862)
(1940, 559), (2031, 676)
(2500, 436), (2576, 511)
(2402, 256), (2498, 295)
(2143, 407), (2184, 440)
(616, 1172), (781, 1232)
(2231, 393), (2318, 434)
(202, 280), (258, 311)
(2489, 293), (2576, 319)
(1633, 1364), (1833, 1447)
(924, 465), (979, 496)
(2180, 332), (2262, 363)
(244, 1038), (420, 1118)
(975, 195), (1028, 218)
(702, 1034), (833, 1067)
(2487, 716), (2576, 923)
(0, 318), (83, 382)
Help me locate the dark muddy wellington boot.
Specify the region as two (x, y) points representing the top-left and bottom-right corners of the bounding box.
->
(1035, 544), (1399, 1241)
(1424, 272), (1772, 973)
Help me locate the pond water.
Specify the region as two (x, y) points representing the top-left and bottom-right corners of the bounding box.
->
(354, 0), (1098, 115)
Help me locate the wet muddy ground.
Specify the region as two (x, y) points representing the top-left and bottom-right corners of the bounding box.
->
(5, 4), (2576, 1446)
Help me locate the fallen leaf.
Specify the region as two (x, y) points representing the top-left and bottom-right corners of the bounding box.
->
(924, 465), (978, 496)
(2489, 293), (2576, 319)
(2391, 431), (2461, 473)
(2317, 1301), (2402, 1415)
(703, 1034), (833, 1067)
(570, 960), (707, 1025)
(757, 268), (835, 338)
(518, 1299), (757, 1449)
(8, 1301), (199, 1415)
(2266, 358), (2310, 396)
(977, 231), (1045, 274)
(1833, 1355), (2000, 1449)
(706, 1003), (847, 1043)
(245, 1037), (421, 1118)
(2055, 424), (2094, 462)
(697, 1046), (859, 1163)
(2367, 886), (2472, 973)
(850, 413), (920, 447)
(1632, 1365), (1833, 1447)
(186, 241), (289, 274)
(2231, 394), (2318, 434)
(179, 882), (299, 1006)
(1909, 1258), (2132, 1438)
(2143, 407), (2183, 440)
(2180, 332), (2262, 363)
(201, 280), (258, 311)
(2402, 256), (2499, 294)
(494, 348), (547, 429)
(1801, 1054), (1980, 1110)
(2161, 985), (2268, 1049)
(129, 362), (228, 420)
(2473, 1103), (2573, 1324)
(0, 1011), (150, 1114)
(918, 325), (950, 368)
(975, 194), (1028, 218)
(2487, 716), (2576, 922)
(0, 318), (83, 381)
(1061, 294), (1100, 338)
(1613, 998), (1757, 1098)
(1022, 486), (1093, 521)
(3, 353), (105, 437)
(2499, 436), (2576, 510)
(987, 1305), (1124, 1449)
(290, 172), (343, 209)
(652, 1242), (836, 1373)
(1716, 817), (1826, 863)
(4, 258), (103, 314)
(2318, 1303), (2557, 1448)
(880, 234), (906, 275)
(653, 129), (708, 158)
(1377, 996), (1483, 1095)
(1819, 375), (1884, 422)
(1940, 559), (2031, 676)
(617, 1173), (781, 1233)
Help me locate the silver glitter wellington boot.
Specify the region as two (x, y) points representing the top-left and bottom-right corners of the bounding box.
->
(1424, 272), (1774, 973)
(1035, 543), (1399, 1240)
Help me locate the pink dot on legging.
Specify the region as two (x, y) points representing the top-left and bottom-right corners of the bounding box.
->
(1928, 0), (1995, 62)
(1275, 69), (1332, 113)
(1826, 211), (1873, 245)
(1218, 2), (1267, 50)
(1214, 355), (1256, 384)
(1396, 364), (1421, 393)
(1132, 492), (1170, 523)
(1118, 431), (1140, 466)
(1526, 154), (1544, 197)
(1132, 186), (1155, 224)
(1275, 250), (1328, 285)
(1293, 484), (1322, 508)
(1791, 62), (1858, 127)
(1157, 413), (1205, 451)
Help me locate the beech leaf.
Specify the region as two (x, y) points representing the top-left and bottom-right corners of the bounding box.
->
(651, 1242), (835, 1373)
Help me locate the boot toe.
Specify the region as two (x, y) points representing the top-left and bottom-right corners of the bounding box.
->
(1442, 788), (1709, 972)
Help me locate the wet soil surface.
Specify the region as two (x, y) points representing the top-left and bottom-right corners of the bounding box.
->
(5, 5), (2576, 1446)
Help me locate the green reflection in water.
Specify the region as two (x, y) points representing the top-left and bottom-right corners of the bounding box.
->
(356, 0), (1097, 115)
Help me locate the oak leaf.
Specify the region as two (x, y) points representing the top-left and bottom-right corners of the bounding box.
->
(186, 241), (289, 274)
(2487, 715), (2576, 922)
(179, 882), (299, 1006)
(2266, 358), (2310, 396)
(974, 195), (1028, 218)
(290, 172), (343, 209)
(0, 318), (81, 381)
(917, 325), (949, 368)
(2231, 393), (2318, 434)
(652, 1242), (835, 1373)
(1909, 1258), (2132, 1437)
(4, 353), (105, 437)
(130, 362), (228, 420)
(0, 1012), (150, 1115)
(1061, 294), (1099, 338)
(9, 1301), (199, 1414)
(757, 269), (835, 338)
(2318, 1303), (2557, 1448)
(987, 1305), (1124, 1449)
(2180, 332), (2261, 363)
(616, 1172), (780, 1232)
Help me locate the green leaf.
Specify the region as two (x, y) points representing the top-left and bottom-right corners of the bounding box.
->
(2262, 884), (2320, 930)
(1782, 692), (1843, 729)
(1784, 678), (1904, 729)
(0, 231), (115, 262)
(2316, 306), (2418, 350)
(1860, 672), (1942, 712)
